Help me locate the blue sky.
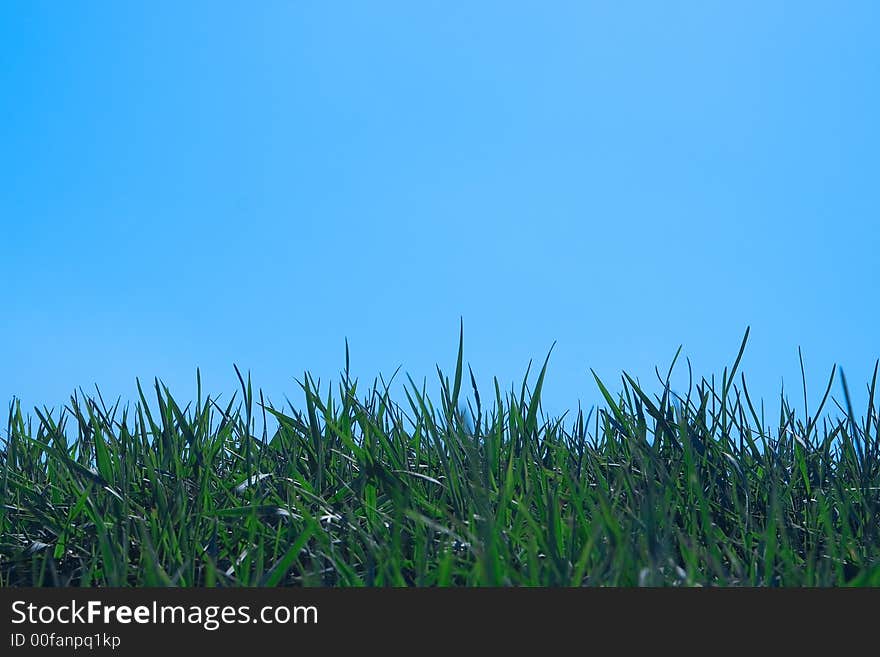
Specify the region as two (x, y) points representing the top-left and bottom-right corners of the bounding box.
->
(2, 2), (878, 425)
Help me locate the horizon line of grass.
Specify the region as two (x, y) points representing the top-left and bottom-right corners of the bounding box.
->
(2, 327), (879, 586)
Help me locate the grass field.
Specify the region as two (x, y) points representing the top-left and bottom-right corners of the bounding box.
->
(2, 329), (879, 587)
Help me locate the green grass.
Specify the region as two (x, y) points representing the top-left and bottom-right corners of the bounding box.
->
(2, 328), (879, 586)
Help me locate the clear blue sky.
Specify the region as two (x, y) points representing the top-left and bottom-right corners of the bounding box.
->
(2, 2), (878, 425)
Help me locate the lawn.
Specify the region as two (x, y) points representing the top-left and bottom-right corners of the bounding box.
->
(2, 328), (879, 586)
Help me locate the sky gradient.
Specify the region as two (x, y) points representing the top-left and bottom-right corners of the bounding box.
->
(2, 2), (878, 425)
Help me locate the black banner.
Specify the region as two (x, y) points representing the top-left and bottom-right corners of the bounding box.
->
(0, 587), (875, 653)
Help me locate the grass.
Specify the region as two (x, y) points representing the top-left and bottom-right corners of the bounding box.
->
(2, 327), (879, 587)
